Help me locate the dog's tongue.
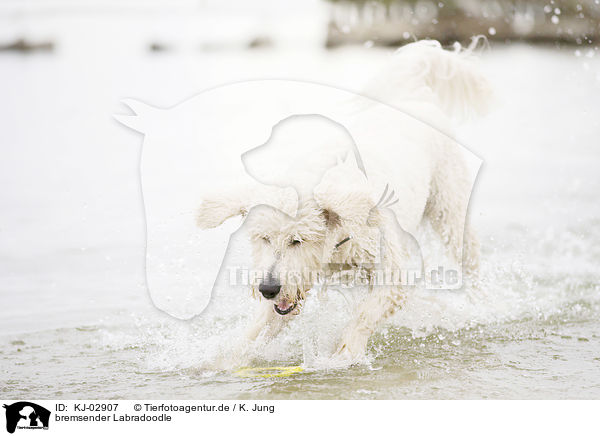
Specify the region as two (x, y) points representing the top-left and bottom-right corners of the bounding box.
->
(276, 301), (292, 311)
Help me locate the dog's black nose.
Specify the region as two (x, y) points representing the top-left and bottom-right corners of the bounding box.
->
(259, 283), (281, 299)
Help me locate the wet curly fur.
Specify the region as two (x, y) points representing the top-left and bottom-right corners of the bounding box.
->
(197, 39), (491, 360)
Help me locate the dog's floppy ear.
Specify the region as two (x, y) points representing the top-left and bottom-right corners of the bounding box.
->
(196, 192), (248, 229)
(316, 189), (372, 228)
(197, 184), (298, 229)
(314, 155), (373, 227)
(321, 208), (341, 228)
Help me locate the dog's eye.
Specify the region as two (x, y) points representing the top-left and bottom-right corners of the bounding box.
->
(262, 236), (271, 244)
(290, 238), (302, 246)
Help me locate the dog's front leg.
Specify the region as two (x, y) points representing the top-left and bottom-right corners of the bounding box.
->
(245, 299), (286, 343)
(335, 286), (405, 360)
(227, 300), (285, 368)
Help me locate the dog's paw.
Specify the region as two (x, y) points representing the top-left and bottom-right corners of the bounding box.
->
(331, 347), (369, 367)
(333, 333), (370, 364)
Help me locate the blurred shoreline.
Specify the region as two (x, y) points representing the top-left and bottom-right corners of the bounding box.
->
(326, 0), (600, 47)
(0, 0), (597, 55)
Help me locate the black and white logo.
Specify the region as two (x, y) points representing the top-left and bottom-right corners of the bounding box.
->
(3, 402), (50, 434)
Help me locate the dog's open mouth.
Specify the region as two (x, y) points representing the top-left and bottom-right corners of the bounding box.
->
(273, 302), (297, 316)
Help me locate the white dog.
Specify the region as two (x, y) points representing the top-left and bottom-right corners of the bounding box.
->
(197, 40), (492, 360)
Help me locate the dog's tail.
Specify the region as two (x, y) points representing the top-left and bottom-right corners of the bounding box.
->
(363, 38), (493, 122)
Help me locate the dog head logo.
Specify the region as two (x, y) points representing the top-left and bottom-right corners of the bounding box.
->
(115, 78), (481, 320)
(3, 402), (50, 434)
